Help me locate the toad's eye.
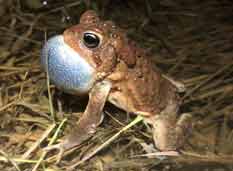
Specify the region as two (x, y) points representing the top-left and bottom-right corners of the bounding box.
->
(83, 32), (100, 48)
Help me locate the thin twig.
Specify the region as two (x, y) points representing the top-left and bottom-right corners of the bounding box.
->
(68, 115), (144, 169)
(0, 150), (21, 171)
(31, 118), (66, 171)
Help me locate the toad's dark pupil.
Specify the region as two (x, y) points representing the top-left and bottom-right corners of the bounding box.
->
(83, 32), (100, 48)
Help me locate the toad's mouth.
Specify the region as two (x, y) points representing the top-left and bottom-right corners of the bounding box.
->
(41, 35), (95, 94)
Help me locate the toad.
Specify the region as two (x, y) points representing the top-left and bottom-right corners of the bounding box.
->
(41, 10), (191, 159)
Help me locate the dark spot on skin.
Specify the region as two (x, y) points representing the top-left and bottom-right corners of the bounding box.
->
(92, 54), (102, 67)
(90, 16), (98, 23)
(111, 33), (118, 39)
(111, 86), (121, 92)
(136, 71), (143, 78)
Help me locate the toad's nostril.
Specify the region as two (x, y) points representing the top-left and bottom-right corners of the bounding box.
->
(41, 35), (95, 94)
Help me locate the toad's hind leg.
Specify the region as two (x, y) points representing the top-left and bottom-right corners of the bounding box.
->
(146, 113), (192, 154)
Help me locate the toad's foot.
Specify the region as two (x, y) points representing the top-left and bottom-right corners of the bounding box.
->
(44, 124), (98, 163)
(146, 113), (192, 152)
(140, 142), (180, 159)
(44, 143), (65, 164)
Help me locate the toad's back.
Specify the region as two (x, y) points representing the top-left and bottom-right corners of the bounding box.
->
(107, 43), (181, 117)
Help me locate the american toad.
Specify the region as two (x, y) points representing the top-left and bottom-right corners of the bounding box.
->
(41, 10), (191, 159)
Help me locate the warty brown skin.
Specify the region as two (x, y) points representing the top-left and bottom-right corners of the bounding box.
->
(45, 10), (192, 159)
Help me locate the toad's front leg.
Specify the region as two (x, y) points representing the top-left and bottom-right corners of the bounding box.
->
(45, 81), (111, 161)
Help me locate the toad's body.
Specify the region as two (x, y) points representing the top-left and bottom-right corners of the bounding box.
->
(41, 10), (191, 157)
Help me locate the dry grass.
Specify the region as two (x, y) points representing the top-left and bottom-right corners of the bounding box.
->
(0, 0), (233, 170)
